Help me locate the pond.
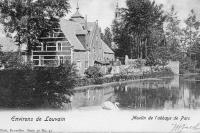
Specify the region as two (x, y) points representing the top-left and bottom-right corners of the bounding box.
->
(65, 75), (200, 110)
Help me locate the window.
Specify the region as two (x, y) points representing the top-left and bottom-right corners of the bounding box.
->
(59, 56), (64, 65)
(43, 43), (47, 51)
(76, 61), (81, 71)
(33, 56), (39, 59)
(40, 56), (44, 66)
(47, 47), (57, 51)
(57, 42), (62, 51)
(33, 60), (39, 66)
(85, 61), (88, 69)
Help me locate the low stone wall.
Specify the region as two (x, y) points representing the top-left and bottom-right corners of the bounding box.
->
(166, 61), (179, 75)
(111, 61), (179, 75)
(111, 65), (151, 75)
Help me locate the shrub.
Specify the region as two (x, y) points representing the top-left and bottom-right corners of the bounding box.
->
(107, 66), (112, 74)
(0, 66), (38, 108)
(33, 61), (77, 108)
(0, 61), (77, 109)
(84, 66), (103, 78)
(135, 58), (146, 69)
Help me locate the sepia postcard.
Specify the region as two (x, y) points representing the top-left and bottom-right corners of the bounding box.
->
(0, 0), (200, 132)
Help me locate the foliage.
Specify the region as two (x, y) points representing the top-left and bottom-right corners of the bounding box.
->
(182, 10), (200, 49)
(179, 56), (196, 73)
(84, 66), (103, 78)
(101, 27), (113, 49)
(155, 46), (171, 67)
(0, 66), (36, 108)
(146, 51), (159, 67)
(146, 45), (170, 68)
(33, 61), (77, 108)
(0, 0), (70, 55)
(165, 5), (182, 60)
(112, 0), (166, 59)
(181, 10), (200, 50)
(0, 61), (77, 109)
(181, 10), (200, 70)
(134, 58), (146, 69)
(0, 51), (25, 69)
(112, 15), (131, 58)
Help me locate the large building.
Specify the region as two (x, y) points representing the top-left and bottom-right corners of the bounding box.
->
(30, 6), (115, 75)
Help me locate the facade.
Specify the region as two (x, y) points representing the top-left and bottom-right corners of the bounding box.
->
(30, 6), (114, 75)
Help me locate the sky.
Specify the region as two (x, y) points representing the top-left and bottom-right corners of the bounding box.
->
(66, 0), (200, 30)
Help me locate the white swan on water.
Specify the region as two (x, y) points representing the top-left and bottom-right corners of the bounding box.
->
(102, 101), (120, 110)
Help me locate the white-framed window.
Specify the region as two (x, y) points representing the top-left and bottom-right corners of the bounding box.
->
(40, 56), (44, 66)
(57, 42), (62, 51)
(59, 56), (64, 65)
(41, 43), (47, 51)
(76, 60), (81, 71)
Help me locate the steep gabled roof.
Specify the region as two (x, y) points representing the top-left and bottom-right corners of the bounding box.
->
(101, 39), (114, 54)
(87, 22), (97, 48)
(59, 19), (86, 51)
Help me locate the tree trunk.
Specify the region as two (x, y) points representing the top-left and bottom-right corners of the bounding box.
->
(145, 38), (148, 59)
(137, 35), (140, 59)
(140, 37), (143, 59)
(130, 35), (134, 59)
(27, 39), (32, 64)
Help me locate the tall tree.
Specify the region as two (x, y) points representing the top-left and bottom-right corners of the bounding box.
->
(0, 0), (70, 60)
(180, 10), (200, 70)
(182, 9), (200, 51)
(112, 18), (132, 58)
(101, 27), (113, 49)
(165, 5), (182, 60)
(112, 0), (166, 60)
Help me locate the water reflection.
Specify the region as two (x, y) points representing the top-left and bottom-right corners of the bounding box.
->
(66, 75), (200, 110)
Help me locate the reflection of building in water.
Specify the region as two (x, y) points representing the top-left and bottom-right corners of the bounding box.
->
(125, 80), (168, 90)
(169, 76), (179, 88)
(169, 78), (200, 109)
(163, 78), (190, 109)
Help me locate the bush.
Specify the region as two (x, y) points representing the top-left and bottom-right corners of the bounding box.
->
(0, 64), (41, 108)
(135, 58), (146, 69)
(33, 61), (77, 108)
(0, 61), (77, 109)
(107, 67), (112, 74)
(84, 66), (103, 78)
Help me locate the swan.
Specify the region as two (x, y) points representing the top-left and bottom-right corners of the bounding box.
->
(102, 101), (120, 110)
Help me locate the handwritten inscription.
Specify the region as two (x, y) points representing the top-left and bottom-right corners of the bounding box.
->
(170, 122), (200, 133)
